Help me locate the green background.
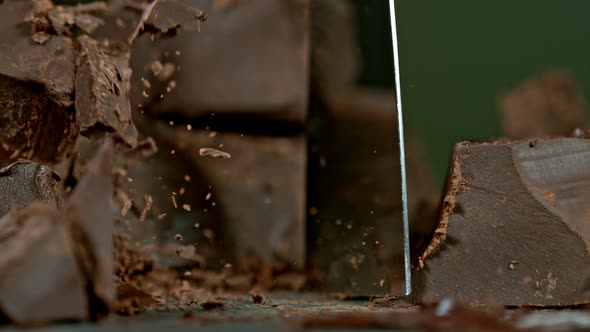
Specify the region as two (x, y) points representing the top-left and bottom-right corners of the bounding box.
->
(355, 0), (590, 188)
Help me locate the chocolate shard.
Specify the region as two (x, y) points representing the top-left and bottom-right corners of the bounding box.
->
(128, 0), (207, 44)
(0, 204), (88, 325)
(413, 138), (590, 306)
(499, 70), (589, 138)
(0, 160), (63, 217)
(66, 138), (115, 310)
(75, 35), (138, 147)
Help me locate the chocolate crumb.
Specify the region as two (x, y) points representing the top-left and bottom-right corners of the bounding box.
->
(509, 260), (518, 270)
(201, 300), (224, 311)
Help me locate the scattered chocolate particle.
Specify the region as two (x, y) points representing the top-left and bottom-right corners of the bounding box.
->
(573, 128), (589, 138)
(509, 260), (518, 270)
(199, 148), (231, 159)
(203, 228), (215, 242)
(182, 204), (191, 212)
(139, 195), (153, 222)
(121, 198), (133, 216)
(249, 290), (265, 304)
(175, 234), (183, 241)
(150, 61), (175, 81)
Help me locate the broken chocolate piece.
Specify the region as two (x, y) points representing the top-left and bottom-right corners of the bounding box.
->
(1, 0), (75, 107)
(66, 138), (115, 310)
(0, 204), (89, 325)
(413, 138), (590, 306)
(75, 35), (138, 147)
(47, 2), (108, 35)
(0, 0), (77, 163)
(0, 160), (63, 216)
(128, 0), (207, 44)
(500, 70), (589, 138)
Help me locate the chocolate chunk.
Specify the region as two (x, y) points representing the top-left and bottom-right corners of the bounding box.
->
(413, 138), (590, 306)
(75, 35), (138, 147)
(499, 70), (589, 138)
(0, 0), (75, 107)
(66, 138), (115, 310)
(0, 0), (77, 163)
(200, 299), (224, 311)
(0, 204), (88, 325)
(128, 0), (207, 44)
(0, 160), (63, 216)
(48, 3), (108, 36)
(249, 290), (271, 305)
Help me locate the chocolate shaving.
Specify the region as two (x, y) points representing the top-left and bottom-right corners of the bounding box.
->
(198, 148), (231, 159)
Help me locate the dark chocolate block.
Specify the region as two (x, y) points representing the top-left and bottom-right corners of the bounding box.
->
(413, 138), (590, 306)
(129, 0), (310, 125)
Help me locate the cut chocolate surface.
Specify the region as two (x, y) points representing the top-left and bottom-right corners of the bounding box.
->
(413, 138), (590, 306)
(75, 35), (138, 147)
(0, 160), (63, 216)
